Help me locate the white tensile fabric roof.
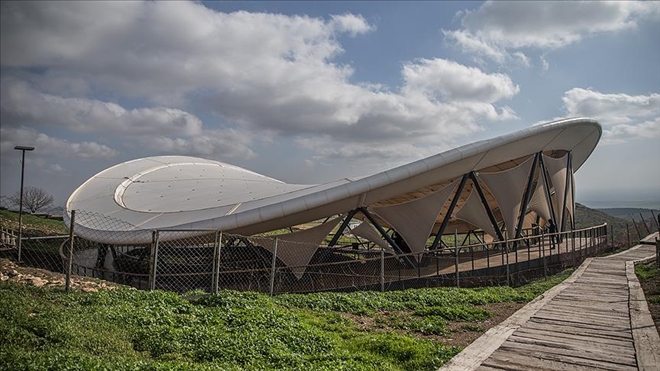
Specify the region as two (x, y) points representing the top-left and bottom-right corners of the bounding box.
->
(66, 118), (601, 244)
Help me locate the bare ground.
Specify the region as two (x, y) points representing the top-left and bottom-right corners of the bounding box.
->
(0, 258), (127, 292)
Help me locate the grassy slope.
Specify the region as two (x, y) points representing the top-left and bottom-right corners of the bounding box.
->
(573, 203), (638, 245)
(0, 271), (571, 371)
(635, 263), (660, 333)
(0, 210), (68, 236)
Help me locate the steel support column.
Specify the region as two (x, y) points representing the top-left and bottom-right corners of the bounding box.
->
(430, 174), (470, 250)
(514, 153), (540, 244)
(569, 155), (576, 230)
(560, 152), (572, 233)
(538, 154), (558, 227)
(358, 207), (416, 268)
(469, 172), (505, 243)
(328, 209), (359, 247)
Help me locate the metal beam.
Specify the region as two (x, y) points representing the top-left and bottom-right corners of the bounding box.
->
(358, 207), (416, 268)
(328, 209), (359, 247)
(430, 174), (470, 250)
(560, 152), (572, 233)
(514, 153), (540, 244)
(538, 154), (558, 226)
(469, 172), (506, 243)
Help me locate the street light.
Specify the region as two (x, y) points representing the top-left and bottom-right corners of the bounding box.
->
(14, 145), (35, 263)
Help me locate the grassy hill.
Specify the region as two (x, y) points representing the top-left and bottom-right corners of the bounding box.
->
(573, 203), (652, 246)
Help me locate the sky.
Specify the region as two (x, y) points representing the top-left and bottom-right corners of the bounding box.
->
(1, 1), (659, 209)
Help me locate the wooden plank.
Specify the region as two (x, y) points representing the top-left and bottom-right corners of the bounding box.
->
(532, 317), (630, 336)
(514, 327), (634, 348)
(527, 318), (634, 340)
(551, 297), (629, 307)
(483, 349), (637, 371)
(539, 305), (631, 321)
(474, 366), (506, 371)
(507, 332), (636, 360)
(498, 341), (637, 369)
(546, 300), (629, 313)
(532, 311), (632, 329)
(553, 293), (628, 303)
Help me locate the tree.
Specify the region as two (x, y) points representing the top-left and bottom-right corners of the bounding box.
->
(9, 186), (54, 213)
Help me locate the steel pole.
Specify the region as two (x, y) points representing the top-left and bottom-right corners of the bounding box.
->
(17, 150), (26, 262)
(380, 248), (385, 292)
(65, 210), (76, 292)
(269, 238), (278, 296)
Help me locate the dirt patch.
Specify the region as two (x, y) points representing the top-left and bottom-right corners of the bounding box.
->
(442, 302), (525, 347)
(0, 258), (128, 292)
(341, 301), (526, 348)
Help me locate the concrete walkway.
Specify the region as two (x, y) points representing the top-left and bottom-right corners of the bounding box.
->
(440, 233), (659, 371)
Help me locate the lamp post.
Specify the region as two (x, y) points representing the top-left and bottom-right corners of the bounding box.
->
(14, 145), (34, 263)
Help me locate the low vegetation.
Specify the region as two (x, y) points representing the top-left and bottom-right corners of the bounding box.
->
(0, 210), (68, 237)
(0, 270), (571, 371)
(636, 262), (660, 333)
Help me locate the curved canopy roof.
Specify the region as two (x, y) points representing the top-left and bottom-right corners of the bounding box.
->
(67, 118), (601, 244)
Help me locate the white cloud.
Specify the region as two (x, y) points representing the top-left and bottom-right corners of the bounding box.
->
(562, 88), (660, 126)
(445, 1), (659, 65)
(542, 88), (660, 144)
(1, 79), (202, 137)
(0, 1), (520, 162)
(0, 127), (118, 159)
(540, 55), (550, 72)
(296, 136), (445, 164)
(601, 118), (660, 144)
(402, 58), (519, 103)
(144, 129), (256, 159)
(329, 14), (375, 36)
(48, 163), (65, 173)
(443, 29), (508, 64)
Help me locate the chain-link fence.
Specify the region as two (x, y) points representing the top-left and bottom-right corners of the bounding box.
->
(0, 208), (626, 294)
(120, 223), (611, 294)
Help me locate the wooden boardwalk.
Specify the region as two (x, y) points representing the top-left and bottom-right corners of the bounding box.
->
(440, 233), (660, 371)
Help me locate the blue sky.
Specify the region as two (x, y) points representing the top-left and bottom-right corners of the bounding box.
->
(1, 1), (659, 208)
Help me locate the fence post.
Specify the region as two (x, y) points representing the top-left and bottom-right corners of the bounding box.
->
(626, 223), (630, 249)
(541, 229), (547, 280)
(148, 230), (159, 291)
(610, 224), (614, 253)
(505, 237), (510, 286)
(65, 210), (76, 292)
(380, 248), (385, 292)
(570, 229), (576, 267)
(454, 230), (459, 288)
(655, 237), (660, 268)
(269, 238), (278, 296)
(212, 231), (222, 294)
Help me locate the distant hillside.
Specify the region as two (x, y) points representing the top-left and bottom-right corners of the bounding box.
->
(597, 208), (660, 222)
(573, 203), (652, 246)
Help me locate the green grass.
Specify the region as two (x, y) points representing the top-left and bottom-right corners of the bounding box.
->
(635, 262), (659, 301)
(0, 270), (572, 371)
(635, 263), (659, 281)
(0, 210), (68, 236)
